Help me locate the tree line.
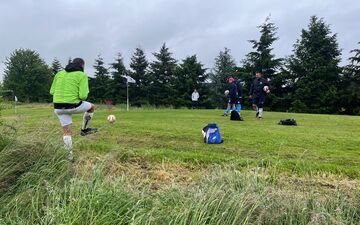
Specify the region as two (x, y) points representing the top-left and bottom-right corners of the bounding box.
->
(1, 15), (359, 114)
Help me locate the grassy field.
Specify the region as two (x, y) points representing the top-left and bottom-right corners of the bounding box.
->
(0, 104), (359, 224)
(2, 103), (360, 177)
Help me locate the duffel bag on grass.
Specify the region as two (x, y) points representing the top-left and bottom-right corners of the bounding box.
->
(278, 118), (297, 126)
(202, 124), (223, 144)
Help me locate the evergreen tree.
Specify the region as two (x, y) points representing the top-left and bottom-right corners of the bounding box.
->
(209, 48), (237, 108)
(51, 57), (63, 76)
(288, 16), (341, 113)
(148, 43), (177, 106)
(110, 53), (127, 104)
(172, 55), (210, 108)
(241, 16), (283, 110)
(349, 43), (360, 71)
(3, 49), (52, 102)
(338, 42), (360, 114)
(90, 55), (111, 102)
(129, 47), (149, 106)
(0, 84), (2, 125)
(0, 82), (3, 107)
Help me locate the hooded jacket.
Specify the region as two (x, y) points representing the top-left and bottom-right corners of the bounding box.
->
(236, 80), (243, 99)
(249, 77), (269, 97)
(229, 82), (238, 101)
(50, 63), (89, 105)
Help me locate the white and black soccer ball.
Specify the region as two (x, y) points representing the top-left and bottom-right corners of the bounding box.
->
(224, 90), (229, 96)
(107, 115), (116, 124)
(263, 86), (270, 93)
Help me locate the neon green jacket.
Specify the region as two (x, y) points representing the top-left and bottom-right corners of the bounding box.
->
(50, 66), (89, 104)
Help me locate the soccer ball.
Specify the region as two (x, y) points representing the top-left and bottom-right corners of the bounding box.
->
(263, 86), (270, 93)
(224, 90), (229, 96)
(107, 115), (116, 124)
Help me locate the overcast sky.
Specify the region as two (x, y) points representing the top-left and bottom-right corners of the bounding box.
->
(0, 0), (359, 80)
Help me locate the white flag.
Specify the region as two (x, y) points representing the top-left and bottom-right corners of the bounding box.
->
(122, 75), (136, 83)
(14, 96), (18, 102)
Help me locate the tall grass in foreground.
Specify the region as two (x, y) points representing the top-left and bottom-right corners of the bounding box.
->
(0, 132), (359, 224)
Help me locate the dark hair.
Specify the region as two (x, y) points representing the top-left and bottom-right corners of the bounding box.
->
(72, 58), (85, 67)
(255, 70), (263, 74)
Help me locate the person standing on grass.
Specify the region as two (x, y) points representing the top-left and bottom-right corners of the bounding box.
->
(50, 58), (97, 161)
(235, 78), (243, 117)
(249, 70), (270, 119)
(222, 77), (238, 116)
(191, 89), (200, 109)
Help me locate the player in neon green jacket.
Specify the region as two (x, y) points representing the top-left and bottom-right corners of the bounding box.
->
(50, 66), (89, 103)
(50, 58), (97, 161)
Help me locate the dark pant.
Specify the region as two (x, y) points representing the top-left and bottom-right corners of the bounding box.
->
(192, 101), (199, 108)
(252, 95), (266, 108)
(228, 98), (237, 105)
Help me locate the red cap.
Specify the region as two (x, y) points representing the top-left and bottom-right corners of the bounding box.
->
(228, 77), (235, 82)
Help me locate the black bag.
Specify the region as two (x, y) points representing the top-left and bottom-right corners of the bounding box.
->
(278, 118), (297, 126)
(230, 110), (241, 121)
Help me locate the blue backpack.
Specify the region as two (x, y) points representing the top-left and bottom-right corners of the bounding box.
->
(202, 124), (223, 144)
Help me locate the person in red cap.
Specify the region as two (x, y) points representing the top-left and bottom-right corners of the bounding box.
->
(222, 77), (238, 116)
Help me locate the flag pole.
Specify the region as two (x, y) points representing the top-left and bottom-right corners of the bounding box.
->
(123, 75), (135, 112)
(126, 80), (129, 112)
(14, 95), (17, 114)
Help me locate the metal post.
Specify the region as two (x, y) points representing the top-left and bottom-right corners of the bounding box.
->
(14, 95), (17, 114)
(126, 81), (129, 112)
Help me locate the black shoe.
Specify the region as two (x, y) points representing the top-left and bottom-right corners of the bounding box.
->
(256, 112), (259, 118)
(258, 116), (262, 119)
(222, 114), (228, 116)
(81, 128), (98, 136)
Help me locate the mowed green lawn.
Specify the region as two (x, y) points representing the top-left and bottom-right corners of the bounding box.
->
(2, 104), (360, 178)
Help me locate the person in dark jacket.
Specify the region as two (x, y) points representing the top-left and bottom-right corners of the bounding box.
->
(222, 77), (238, 116)
(235, 79), (243, 116)
(249, 71), (270, 119)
